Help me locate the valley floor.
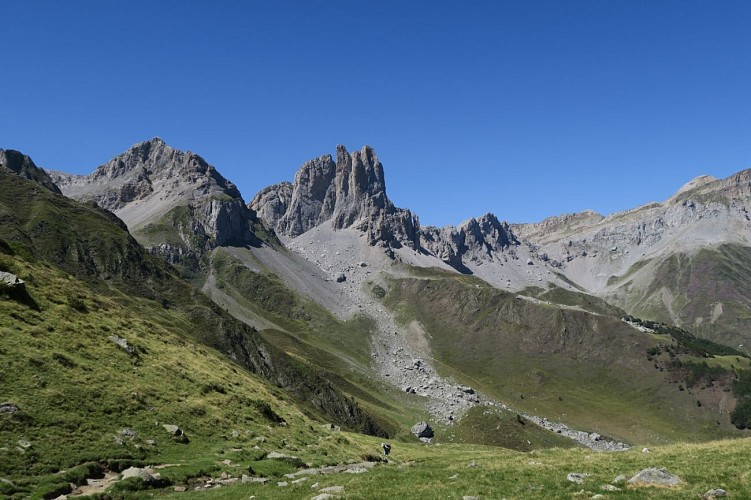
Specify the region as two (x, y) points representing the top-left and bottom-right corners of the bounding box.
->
(22, 435), (751, 499)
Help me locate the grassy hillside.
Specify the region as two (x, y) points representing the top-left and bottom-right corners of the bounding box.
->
(608, 244), (751, 350)
(0, 251), (384, 498)
(207, 249), (428, 438)
(380, 271), (747, 445)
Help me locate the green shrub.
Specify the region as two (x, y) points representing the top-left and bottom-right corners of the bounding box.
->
(731, 399), (751, 429)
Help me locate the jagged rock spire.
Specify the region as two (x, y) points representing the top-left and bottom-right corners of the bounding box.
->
(251, 145), (420, 249)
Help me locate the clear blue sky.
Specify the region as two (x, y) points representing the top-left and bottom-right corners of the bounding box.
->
(4, 1), (751, 226)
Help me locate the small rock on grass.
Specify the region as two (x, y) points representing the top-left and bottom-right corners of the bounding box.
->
(0, 403), (18, 413)
(627, 467), (682, 486)
(267, 451), (299, 460)
(704, 488), (727, 498)
(567, 472), (590, 484)
(320, 485), (344, 494)
(162, 424), (184, 436)
(344, 466), (368, 474)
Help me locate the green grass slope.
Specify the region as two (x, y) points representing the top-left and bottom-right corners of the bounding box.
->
(380, 271), (746, 445)
(0, 251), (393, 498)
(608, 244), (751, 349)
(0, 171), (394, 490)
(206, 248), (427, 438)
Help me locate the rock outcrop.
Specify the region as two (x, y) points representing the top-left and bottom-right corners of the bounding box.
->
(50, 138), (260, 269)
(250, 145), (420, 249)
(251, 145), (524, 267)
(421, 213), (519, 272)
(0, 149), (62, 194)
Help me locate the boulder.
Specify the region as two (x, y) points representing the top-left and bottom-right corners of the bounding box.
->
(0, 402), (18, 414)
(411, 421), (434, 439)
(704, 488), (727, 498)
(162, 424), (183, 436)
(120, 428), (136, 438)
(627, 467), (682, 486)
(267, 451), (300, 461)
(109, 335), (135, 355)
(336, 273), (346, 283)
(566, 472), (589, 484)
(121, 467), (156, 483)
(0, 272), (24, 289)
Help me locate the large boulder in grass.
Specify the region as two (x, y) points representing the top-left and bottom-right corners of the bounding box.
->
(410, 421), (434, 439)
(627, 467), (682, 486)
(121, 467), (156, 483)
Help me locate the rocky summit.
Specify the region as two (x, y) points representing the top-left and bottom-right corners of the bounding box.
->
(250, 145), (421, 249)
(50, 138), (260, 269)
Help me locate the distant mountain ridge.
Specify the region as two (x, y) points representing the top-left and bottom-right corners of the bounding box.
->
(46, 138), (751, 348)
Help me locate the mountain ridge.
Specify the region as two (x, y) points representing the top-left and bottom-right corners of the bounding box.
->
(49, 139), (751, 348)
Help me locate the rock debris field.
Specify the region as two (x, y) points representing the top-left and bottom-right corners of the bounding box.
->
(286, 227), (630, 451)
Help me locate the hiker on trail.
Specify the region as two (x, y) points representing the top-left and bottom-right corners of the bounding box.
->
(381, 442), (391, 456)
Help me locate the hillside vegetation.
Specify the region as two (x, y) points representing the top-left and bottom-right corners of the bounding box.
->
(381, 271), (746, 445)
(607, 244), (751, 349)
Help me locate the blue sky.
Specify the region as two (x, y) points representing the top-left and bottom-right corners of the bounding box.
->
(4, 1), (751, 226)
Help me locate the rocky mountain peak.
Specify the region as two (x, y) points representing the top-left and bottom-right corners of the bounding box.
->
(674, 175), (717, 197)
(251, 145), (419, 249)
(54, 138), (242, 214)
(420, 213), (519, 272)
(50, 139), (259, 270)
(0, 149), (61, 194)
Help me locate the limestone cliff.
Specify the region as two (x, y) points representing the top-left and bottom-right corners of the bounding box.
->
(421, 213), (519, 272)
(50, 138), (259, 270)
(250, 145), (420, 249)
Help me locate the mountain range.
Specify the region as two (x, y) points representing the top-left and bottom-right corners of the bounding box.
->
(50, 138), (751, 350)
(3, 138), (751, 497)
